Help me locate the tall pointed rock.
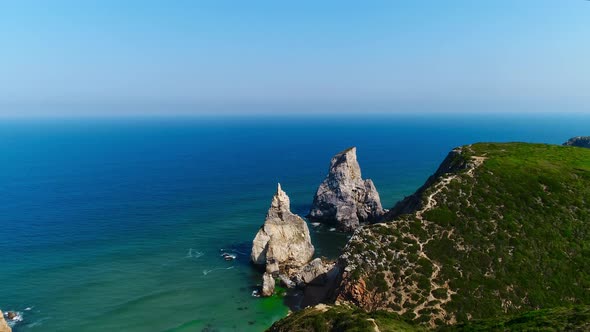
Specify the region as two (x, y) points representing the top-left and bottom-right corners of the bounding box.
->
(308, 147), (384, 231)
(251, 184), (315, 276)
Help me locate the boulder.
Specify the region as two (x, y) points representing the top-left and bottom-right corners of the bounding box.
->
(308, 147), (385, 231)
(262, 272), (275, 297)
(0, 311), (11, 332)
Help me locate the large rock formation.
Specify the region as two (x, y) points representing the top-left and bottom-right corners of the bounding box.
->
(251, 184), (315, 295)
(563, 136), (590, 148)
(308, 147), (384, 231)
(0, 311), (11, 332)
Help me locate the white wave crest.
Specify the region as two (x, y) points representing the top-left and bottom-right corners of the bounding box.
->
(202, 266), (234, 276)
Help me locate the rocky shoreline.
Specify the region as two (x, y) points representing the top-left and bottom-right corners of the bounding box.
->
(263, 140), (590, 330)
(250, 148), (385, 301)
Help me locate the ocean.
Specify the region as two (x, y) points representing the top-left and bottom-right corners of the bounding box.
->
(1, 112), (589, 331)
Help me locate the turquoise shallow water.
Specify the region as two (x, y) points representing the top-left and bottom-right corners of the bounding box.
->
(1, 113), (589, 331)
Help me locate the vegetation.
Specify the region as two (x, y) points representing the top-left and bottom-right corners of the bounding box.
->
(267, 305), (424, 332)
(440, 305), (590, 331)
(336, 143), (590, 325)
(268, 305), (590, 331)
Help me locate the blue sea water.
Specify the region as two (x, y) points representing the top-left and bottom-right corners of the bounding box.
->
(1, 112), (589, 331)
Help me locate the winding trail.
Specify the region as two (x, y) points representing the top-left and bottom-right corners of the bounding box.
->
(405, 152), (486, 325)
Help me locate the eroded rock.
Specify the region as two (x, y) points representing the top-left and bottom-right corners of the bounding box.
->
(0, 311), (11, 332)
(309, 147), (385, 231)
(251, 183), (315, 296)
(262, 272), (275, 297)
(295, 258), (336, 286)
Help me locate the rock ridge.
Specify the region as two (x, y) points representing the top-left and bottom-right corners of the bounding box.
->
(563, 136), (590, 148)
(384, 147), (469, 219)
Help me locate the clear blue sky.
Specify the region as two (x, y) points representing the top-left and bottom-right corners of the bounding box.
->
(1, 1), (589, 114)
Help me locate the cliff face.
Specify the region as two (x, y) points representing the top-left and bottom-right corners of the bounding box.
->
(0, 311), (11, 332)
(332, 143), (590, 327)
(563, 136), (590, 148)
(308, 147), (385, 231)
(251, 184), (315, 276)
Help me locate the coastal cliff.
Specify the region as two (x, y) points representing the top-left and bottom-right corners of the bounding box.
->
(335, 143), (590, 325)
(308, 147), (385, 231)
(270, 142), (590, 329)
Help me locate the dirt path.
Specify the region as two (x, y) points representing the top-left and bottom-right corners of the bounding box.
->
(407, 153), (486, 325)
(367, 318), (381, 332)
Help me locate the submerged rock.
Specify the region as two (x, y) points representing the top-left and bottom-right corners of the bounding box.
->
(221, 252), (236, 261)
(0, 311), (11, 332)
(251, 184), (315, 295)
(308, 147), (385, 231)
(563, 136), (590, 148)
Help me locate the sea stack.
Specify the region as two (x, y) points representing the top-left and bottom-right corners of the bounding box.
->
(308, 147), (384, 231)
(251, 184), (315, 295)
(0, 311), (11, 332)
(563, 136), (590, 148)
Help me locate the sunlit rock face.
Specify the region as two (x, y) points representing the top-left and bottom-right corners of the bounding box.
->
(251, 183), (314, 274)
(309, 147), (385, 231)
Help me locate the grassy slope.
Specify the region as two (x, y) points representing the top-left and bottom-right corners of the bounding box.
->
(267, 305), (424, 332)
(441, 305), (590, 331)
(268, 305), (590, 331)
(336, 143), (590, 325)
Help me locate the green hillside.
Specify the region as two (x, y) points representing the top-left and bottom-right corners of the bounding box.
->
(268, 304), (590, 331)
(267, 305), (424, 332)
(291, 142), (590, 329)
(338, 143), (590, 325)
(441, 305), (590, 331)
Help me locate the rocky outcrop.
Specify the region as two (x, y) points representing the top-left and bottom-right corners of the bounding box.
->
(262, 272), (276, 297)
(294, 258), (336, 286)
(291, 258), (342, 308)
(251, 184), (315, 295)
(563, 136), (590, 148)
(308, 147), (384, 231)
(0, 311), (11, 332)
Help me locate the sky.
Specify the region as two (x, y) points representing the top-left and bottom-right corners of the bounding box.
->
(1, 1), (589, 115)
